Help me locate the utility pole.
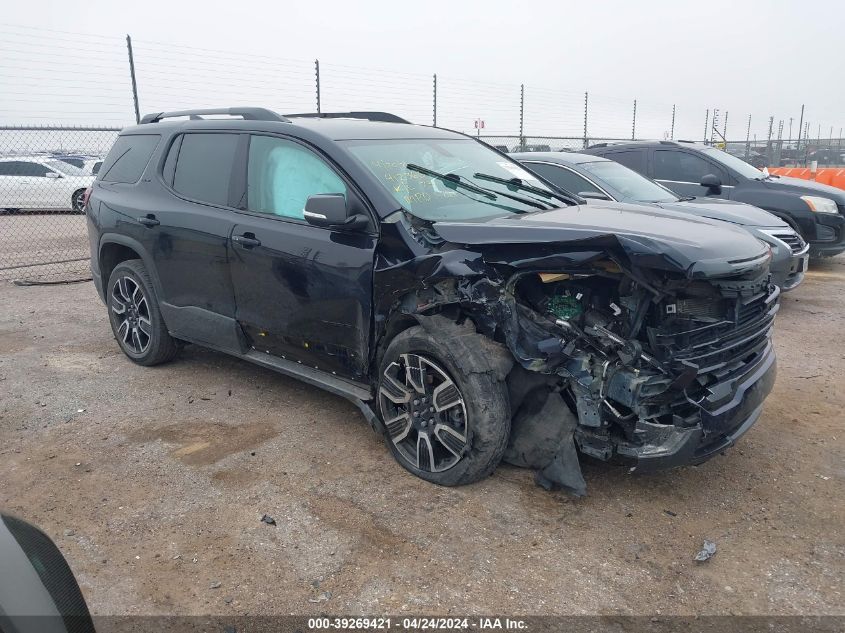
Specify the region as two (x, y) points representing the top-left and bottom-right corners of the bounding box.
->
(703, 109), (709, 144)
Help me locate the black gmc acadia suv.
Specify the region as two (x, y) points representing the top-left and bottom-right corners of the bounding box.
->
(583, 140), (845, 258)
(86, 108), (779, 495)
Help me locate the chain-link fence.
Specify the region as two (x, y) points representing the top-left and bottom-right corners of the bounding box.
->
(1, 23), (843, 282)
(0, 126), (118, 283)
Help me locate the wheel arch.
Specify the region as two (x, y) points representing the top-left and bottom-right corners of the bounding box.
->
(98, 234), (165, 302)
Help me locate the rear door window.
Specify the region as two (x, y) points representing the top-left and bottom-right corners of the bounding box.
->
(99, 134), (161, 183)
(523, 162), (603, 196)
(603, 150), (646, 174)
(172, 133), (240, 206)
(0, 161), (48, 176)
(653, 150), (722, 183)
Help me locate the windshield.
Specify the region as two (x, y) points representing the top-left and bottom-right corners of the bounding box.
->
(702, 147), (764, 179)
(45, 160), (87, 176)
(580, 160), (677, 203)
(343, 139), (560, 221)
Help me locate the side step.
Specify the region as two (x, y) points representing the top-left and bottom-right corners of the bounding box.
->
(242, 350), (372, 402)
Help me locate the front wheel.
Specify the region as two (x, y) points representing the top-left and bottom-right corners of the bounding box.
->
(377, 324), (511, 486)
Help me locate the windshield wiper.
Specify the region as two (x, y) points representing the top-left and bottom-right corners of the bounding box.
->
(406, 164), (549, 210)
(473, 172), (578, 206)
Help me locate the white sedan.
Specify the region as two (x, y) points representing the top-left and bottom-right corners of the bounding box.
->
(0, 156), (96, 212)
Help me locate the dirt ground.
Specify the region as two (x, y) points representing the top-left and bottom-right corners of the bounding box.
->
(0, 257), (843, 617)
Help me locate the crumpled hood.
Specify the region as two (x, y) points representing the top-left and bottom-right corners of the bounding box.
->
(431, 202), (770, 279)
(763, 176), (845, 204)
(655, 198), (788, 228)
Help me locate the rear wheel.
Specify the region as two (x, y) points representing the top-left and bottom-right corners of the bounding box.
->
(377, 325), (511, 486)
(106, 260), (179, 366)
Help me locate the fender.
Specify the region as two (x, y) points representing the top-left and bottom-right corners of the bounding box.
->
(98, 232), (166, 302)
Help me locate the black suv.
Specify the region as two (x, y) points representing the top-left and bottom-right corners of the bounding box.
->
(583, 140), (845, 258)
(87, 108), (779, 495)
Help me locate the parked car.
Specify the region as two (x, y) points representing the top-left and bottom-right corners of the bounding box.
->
(0, 156), (95, 212)
(53, 154), (104, 176)
(806, 148), (845, 166)
(583, 140), (845, 257)
(512, 143), (552, 152)
(513, 151), (809, 291)
(87, 108), (779, 494)
(0, 513), (96, 632)
(725, 146), (768, 168)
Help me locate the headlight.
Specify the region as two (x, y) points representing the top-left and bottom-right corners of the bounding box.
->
(801, 195), (839, 214)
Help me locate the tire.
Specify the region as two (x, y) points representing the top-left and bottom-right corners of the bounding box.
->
(106, 259), (180, 366)
(71, 189), (86, 213)
(376, 324), (511, 486)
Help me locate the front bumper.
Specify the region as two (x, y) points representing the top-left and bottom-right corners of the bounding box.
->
(613, 341), (777, 472)
(808, 212), (845, 258)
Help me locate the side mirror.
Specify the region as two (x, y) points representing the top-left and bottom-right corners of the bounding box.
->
(303, 194), (368, 230)
(700, 173), (721, 189)
(45, 171), (61, 179)
(579, 191), (611, 200)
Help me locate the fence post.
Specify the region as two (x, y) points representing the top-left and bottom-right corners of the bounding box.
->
(432, 74), (437, 127)
(519, 84), (525, 151)
(703, 109), (709, 144)
(670, 104), (675, 139)
(583, 91), (589, 149)
(125, 35), (141, 124)
(745, 114), (751, 159)
(315, 60), (321, 113)
(796, 104), (804, 151)
(631, 99), (637, 140)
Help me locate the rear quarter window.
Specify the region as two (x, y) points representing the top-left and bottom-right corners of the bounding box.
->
(99, 134), (161, 184)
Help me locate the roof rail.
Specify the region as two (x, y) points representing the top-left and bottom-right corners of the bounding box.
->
(139, 107), (290, 124)
(284, 111), (411, 124)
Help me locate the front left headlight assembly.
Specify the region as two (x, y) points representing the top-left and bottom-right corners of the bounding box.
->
(801, 195), (839, 214)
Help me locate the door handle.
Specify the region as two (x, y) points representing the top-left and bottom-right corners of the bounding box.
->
(232, 233), (261, 248)
(137, 214), (160, 227)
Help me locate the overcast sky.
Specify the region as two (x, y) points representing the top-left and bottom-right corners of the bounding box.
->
(2, 0), (843, 142)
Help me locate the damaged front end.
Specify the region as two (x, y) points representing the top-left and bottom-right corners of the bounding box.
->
(379, 214), (779, 495)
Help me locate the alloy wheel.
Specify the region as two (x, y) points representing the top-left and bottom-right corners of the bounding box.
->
(378, 353), (468, 472)
(111, 276), (152, 354)
(72, 190), (85, 212)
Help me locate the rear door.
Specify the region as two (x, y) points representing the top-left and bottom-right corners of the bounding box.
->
(97, 132), (241, 349)
(227, 133), (377, 381)
(651, 148), (730, 198)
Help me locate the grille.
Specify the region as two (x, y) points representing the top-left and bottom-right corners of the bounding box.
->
(648, 286), (779, 375)
(769, 231), (806, 255)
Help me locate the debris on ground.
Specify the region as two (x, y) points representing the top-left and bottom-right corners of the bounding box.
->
(694, 540), (717, 562)
(663, 510), (677, 517)
(209, 581), (222, 589)
(308, 591), (332, 603)
(260, 514), (276, 526)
